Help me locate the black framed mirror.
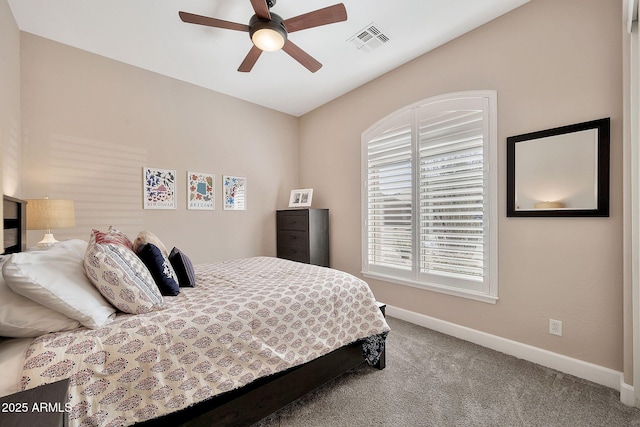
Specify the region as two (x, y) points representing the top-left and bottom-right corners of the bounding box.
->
(506, 117), (610, 217)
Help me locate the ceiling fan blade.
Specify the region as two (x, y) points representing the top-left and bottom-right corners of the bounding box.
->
(179, 11), (249, 32)
(282, 40), (322, 73)
(250, 0), (271, 20)
(283, 3), (347, 33)
(238, 45), (263, 72)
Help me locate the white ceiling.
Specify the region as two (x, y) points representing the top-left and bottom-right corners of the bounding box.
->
(7, 0), (529, 117)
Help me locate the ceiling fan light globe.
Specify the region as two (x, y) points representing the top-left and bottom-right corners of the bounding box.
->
(252, 28), (285, 52)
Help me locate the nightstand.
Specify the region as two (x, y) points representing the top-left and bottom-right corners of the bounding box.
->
(0, 379), (70, 427)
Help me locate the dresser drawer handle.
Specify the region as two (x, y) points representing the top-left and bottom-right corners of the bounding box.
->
(289, 235), (297, 239)
(288, 249), (297, 253)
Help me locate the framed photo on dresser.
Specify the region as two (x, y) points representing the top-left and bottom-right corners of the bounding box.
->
(289, 188), (313, 208)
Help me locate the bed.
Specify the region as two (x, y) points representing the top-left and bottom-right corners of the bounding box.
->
(0, 196), (389, 426)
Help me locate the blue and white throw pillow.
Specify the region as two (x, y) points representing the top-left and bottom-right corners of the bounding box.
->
(136, 243), (180, 296)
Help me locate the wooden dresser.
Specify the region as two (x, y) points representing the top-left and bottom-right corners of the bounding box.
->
(276, 209), (329, 267)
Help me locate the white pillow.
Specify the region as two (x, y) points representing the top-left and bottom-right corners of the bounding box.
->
(133, 230), (169, 257)
(3, 240), (116, 329)
(0, 258), (80, 338)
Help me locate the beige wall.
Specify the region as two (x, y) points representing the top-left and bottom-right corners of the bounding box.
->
(0, 0), (20, 201)
(2, 0), (629, 378)
(18, 33), (300, 263)
(299, 0), (624, 372)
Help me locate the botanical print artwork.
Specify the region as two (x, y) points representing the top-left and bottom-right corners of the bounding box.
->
(188, 172), (214, 210)
(143, 167), (176, 209)
(223, 176), (246, 210)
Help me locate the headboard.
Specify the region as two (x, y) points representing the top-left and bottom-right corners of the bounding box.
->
(3, 196), (27, 254)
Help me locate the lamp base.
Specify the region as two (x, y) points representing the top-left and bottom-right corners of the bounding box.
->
(37, 233), (59, 248)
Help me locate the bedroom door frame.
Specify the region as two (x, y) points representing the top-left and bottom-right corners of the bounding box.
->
(625, 0), (640, 408)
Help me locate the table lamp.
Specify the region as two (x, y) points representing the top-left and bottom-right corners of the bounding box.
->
(26, 197), (75, 248)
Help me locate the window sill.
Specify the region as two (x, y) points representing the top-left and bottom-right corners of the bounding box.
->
(362, 271), (498, 304)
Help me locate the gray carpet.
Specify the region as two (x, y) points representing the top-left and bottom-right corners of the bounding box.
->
(253, 316), (640, 427)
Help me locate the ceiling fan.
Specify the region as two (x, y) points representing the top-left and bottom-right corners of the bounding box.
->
(179, 0), (347, 73)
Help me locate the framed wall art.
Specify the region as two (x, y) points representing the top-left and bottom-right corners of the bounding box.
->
(187, 171), (215, 210)
(223, 175), (246, 210)
(289, 188), (313, 208)
(143, 167), (176, 209)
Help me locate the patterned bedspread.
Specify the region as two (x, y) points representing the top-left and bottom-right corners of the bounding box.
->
(18, 257), (390, 426)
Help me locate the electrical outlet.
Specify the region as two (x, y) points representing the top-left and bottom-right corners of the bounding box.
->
(549, 319), (563, 336)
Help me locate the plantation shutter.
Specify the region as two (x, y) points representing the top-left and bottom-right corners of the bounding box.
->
(362, 91), (496, 301)
(365, 111), (413, 271)
(418, 108), (485, 282)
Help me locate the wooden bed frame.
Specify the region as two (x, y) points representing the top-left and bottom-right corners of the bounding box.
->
(3, 195), (27, 254)
(2, 195), (386, 426)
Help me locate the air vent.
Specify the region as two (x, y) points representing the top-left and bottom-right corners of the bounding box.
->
(348, 23), (390, 52)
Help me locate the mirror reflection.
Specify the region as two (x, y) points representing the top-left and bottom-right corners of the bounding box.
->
(506, 118), (609, 217)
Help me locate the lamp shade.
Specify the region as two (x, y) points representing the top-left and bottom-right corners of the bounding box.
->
(26, 199), (75, 231)
(249, 14), (287, 52)
(533, 201), (565, 209)
(252, 28), (286, 51)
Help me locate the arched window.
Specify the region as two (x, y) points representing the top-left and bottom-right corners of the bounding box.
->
(361, 91), (498, 302)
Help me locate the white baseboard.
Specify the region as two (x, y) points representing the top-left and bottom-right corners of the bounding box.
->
(386, 305), (633, 405)
(621, 381), (635, 406)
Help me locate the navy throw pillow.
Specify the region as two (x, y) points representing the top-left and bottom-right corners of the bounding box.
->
(169, 247), (196, 287)
(136, 243), (180, 296)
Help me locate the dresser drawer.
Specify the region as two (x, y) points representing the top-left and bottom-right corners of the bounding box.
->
(277, 230), (309, 247)
(277, 212), (308, 231)
(277, 246), (310, 263)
